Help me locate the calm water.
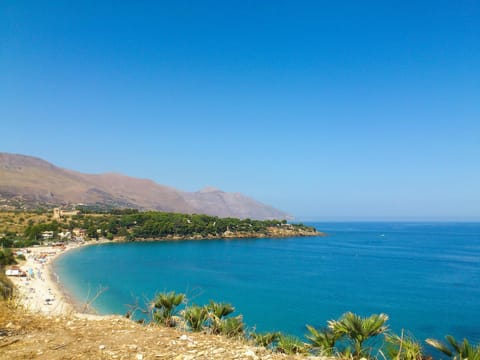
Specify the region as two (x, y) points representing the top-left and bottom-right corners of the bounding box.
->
(53, 222), (480, 343)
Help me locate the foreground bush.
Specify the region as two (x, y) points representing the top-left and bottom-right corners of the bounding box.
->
(385, 331), (423, 360)
(152, 293), (245, 338)
(183, 304), (208, 332)
(276, 334), (308, 355)
(148, 291), (480, 359)
(250, 332), (281, 349)
(152, 291), (185, 327)
(426, 336), (480, 360)
(305, 325), (338, 356)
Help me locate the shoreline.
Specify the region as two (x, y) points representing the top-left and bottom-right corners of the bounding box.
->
(8, 241), (108, 317)
(7, 233), (323, 318)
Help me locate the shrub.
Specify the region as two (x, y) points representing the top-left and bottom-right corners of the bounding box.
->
(306, 325), (338, 356)
(217, 316), (244, 337)
(250, 332), (281, 349)
(426, 336), (480, 360)
(277, 334), (308, 355)
(183, 304), (208, 332)
(328, 312), (389, 359)
(206, 301), (235, 334)
(152, 291), (185, 327)
(385, 331), (423, 360)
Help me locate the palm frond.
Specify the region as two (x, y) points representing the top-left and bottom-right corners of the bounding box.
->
(425, 338), (453, 357)
(306, 324), (337, 355)
(427, 336), (480, 360)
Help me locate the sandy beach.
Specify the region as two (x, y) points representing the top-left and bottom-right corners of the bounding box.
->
(7, 243), (87, 316)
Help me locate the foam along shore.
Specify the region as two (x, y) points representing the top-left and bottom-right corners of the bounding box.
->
(6, 243), (85, 316)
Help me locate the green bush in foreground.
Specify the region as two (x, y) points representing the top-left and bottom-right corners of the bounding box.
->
(328, 312), (389, 359)
(152, 291), (185, 327)
(216, 315), (245, 338)
(148, 291), (480, 359)
(426, 336), (480, 360)
(183, 304), (208, 332)
(154, 294), (245, 337)
(276, 334), (309, 355)
(305, 325), (338, 356)
(250, 332), (281, 349)
(384, 331), (423, 360)
(206, 300), (236, 335)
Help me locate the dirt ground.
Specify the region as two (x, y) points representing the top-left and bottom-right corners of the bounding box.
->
(0, 302), (320, 360)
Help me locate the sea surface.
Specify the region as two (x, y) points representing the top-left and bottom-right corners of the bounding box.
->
(53, 222), (480, 344)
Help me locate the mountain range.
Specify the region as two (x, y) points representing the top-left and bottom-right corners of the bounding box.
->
(0, 153), (290, 220)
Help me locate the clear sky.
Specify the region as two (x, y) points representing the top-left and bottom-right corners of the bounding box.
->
(1, 1), (479, 220)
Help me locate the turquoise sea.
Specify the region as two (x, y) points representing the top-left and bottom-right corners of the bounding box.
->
(53, 222), (480, 344)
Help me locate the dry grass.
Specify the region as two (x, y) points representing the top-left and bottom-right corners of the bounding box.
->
(0, 300), (320, 360)
(0, 211), (51, 234)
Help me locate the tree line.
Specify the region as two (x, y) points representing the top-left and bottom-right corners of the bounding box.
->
(1, 210), (314, 246)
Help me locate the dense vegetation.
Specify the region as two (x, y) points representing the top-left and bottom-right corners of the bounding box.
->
(66, 211), (311, 240)
(1, 209), (316, 245)
(147, 291), (480, 359)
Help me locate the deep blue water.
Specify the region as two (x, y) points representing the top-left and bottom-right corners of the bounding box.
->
(53, 222), (480, 344)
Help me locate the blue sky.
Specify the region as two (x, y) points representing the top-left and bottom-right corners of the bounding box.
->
(1, 1), (479, 220)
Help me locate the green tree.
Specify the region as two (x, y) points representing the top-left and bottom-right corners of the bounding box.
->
(87, 226), (99, 240)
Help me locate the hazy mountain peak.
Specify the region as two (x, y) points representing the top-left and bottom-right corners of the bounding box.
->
(198, 186), (222, 193)
(0, 153), (290, 220)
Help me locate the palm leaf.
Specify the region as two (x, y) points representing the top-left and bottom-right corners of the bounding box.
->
(446, 335), (462, 354)
(306, 324), (337, 355)
(207, 300), (235, 318)
(425, 338), (453, 357)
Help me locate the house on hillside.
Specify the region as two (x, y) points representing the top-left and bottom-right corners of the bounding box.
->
(41, 231), (54, 240)
(72, 228), (86, 237)
(72, 228), (86, 242)
(58, 231), (71, 240)
(53, 208), (80, 219)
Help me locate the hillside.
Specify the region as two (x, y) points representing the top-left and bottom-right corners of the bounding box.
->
(0, 153), (290, 220)
(0, 302), (313, 360)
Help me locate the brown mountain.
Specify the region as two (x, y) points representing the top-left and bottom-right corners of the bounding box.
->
(0, 153), (290, 220)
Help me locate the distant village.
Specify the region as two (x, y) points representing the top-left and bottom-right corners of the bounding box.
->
(39, 207), (86, 243)
(2, 207), (87, 279)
